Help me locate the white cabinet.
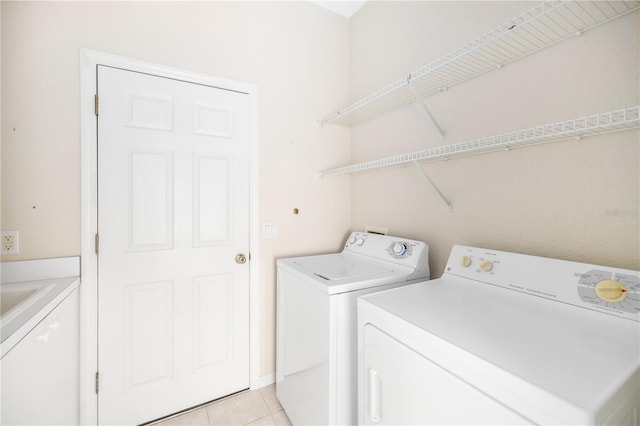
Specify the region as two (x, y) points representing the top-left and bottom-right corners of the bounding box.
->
(1, 288), (79, 425)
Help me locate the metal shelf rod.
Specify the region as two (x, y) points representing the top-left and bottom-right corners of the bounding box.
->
(318, 106), (640, 178)
(406, 81), (446, 142)
(414, 162), (453, 212)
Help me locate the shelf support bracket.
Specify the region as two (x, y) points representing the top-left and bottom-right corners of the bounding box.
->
(407, 77), (446, 143)
(413, 161), (452, 212)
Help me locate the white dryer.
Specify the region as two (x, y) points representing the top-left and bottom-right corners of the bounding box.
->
(276, 232), (429, 425)
(358, 245), (640, 425)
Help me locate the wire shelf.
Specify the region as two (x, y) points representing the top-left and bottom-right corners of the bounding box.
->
(318, 106), (640, 177)
(320, 0), (639, 127)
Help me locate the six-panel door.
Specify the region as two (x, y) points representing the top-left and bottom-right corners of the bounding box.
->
(97, 65), (251, 425)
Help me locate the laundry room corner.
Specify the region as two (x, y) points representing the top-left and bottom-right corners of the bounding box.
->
(2, 1), (639, 424)
(345, 1), (639, 277)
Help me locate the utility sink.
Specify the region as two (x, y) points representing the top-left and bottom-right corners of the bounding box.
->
(1, 282), (56, 325)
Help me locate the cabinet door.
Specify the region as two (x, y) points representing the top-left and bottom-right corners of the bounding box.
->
(1, 320), (48, 425)
(1, 287), (79, 425)
(45, 288), (79, 424)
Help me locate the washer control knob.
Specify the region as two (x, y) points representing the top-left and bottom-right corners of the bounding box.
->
(461, 256), (472, 267)
(356, 238), (365, 246)
(595, 280), (628, 303)
(348, 236), (357, 245)
(480, 260), (493, 271)
(392, 242), (407, 256)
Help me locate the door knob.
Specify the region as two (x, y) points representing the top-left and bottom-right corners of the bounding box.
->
(235, 253), (247, 264)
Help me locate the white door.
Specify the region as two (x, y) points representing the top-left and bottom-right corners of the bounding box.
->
(97, 65), (251, 425)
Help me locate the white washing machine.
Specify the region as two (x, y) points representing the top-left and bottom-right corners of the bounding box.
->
(358, 245), (640, 425)
(276, 232), (429, 425)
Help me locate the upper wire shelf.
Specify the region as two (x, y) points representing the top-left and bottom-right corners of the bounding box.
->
(318, 106), (640, 177)
(319, 0), (639, 127)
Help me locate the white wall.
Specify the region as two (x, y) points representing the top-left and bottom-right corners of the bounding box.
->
(348, 1), (639, 278)
(0, 0), (352, 377)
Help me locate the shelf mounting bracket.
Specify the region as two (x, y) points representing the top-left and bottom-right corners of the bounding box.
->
(413, 161), (452, 212)
(407, 76), (446, 143)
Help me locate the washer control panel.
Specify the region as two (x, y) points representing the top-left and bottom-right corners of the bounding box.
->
(446, 245), (640, 322)
(343, 232), (430, 277)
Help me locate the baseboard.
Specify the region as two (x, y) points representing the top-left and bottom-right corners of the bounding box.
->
(253, 372), (275, 389)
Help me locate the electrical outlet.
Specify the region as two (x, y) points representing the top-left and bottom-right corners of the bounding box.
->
(1, 231), (19, 255)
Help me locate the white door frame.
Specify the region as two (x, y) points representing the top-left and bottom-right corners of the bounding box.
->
(80, 49), (260, 425)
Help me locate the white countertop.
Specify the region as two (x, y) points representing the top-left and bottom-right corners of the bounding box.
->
(1, 257), (80, 358)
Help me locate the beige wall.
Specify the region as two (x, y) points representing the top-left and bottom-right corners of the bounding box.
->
(348, 1), (639, 278)
(2, 0), (639, 381)
(0, 1), (352, 377)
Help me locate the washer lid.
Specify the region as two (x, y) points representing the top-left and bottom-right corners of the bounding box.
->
(293, 254), (394, 281)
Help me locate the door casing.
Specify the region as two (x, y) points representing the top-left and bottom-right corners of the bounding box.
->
(80, 49), (261, 425)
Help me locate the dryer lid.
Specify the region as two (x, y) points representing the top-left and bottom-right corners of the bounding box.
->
(293, 253), (395, 281)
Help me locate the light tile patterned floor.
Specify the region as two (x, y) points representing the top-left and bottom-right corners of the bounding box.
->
(152, 385), (291, 426)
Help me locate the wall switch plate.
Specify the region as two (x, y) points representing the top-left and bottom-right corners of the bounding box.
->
(1, 231), (19, 255)
(263, 223), (278, 238)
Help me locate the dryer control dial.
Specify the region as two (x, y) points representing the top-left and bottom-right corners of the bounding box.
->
(577, 269), (638, 315)
(461, 256), (472, 267)
(480, 260), (493, 271)
(392, 242), (407, 256)
(356, 238), (365, 246)
(595, 279), (628, 303)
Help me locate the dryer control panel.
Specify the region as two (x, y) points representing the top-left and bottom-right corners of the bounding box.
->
(445, 245), (640, 322)
(576, 270), (640, 314)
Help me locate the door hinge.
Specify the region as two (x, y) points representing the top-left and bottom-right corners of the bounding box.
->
(94, 94), (99, 116)
(95, 371), (100, 394)
(95, 233), (99, 255)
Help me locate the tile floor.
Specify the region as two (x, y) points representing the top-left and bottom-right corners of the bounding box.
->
(152, 385), (291, 426)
